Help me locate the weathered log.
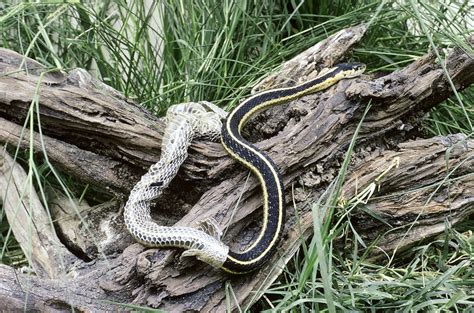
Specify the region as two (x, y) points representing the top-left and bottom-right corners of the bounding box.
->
(1, 135), (472, 311)
(0, 150), (78, 279)
(0, 25), (472, 311)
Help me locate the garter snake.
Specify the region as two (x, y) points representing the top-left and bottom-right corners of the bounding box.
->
(220, 62), (366, 273)
(124, 62), (365, 274)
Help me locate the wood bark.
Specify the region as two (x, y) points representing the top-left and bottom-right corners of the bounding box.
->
(0, 25), (472, 311)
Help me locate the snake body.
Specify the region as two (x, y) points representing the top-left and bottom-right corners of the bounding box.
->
(124, 63), (366, 274)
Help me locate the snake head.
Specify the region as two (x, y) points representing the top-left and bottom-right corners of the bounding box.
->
(180, 241), (229, 269)
(179, 217), (229, 268)
(336, 62), (366, 78)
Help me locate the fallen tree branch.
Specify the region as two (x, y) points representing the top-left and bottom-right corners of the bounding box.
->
(0, 149), (78, 279)
(0, 117), (137, 192)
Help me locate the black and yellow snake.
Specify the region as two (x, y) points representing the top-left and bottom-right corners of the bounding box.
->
(124, 63), (366, 274)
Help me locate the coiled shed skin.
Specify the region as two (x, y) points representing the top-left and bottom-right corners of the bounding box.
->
(124, 102), (229, 268)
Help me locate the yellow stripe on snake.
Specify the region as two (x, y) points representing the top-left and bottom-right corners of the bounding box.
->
(124, 63), (366, 274)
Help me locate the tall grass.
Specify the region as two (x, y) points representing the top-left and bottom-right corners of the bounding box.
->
(0, 0), (472, 311)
